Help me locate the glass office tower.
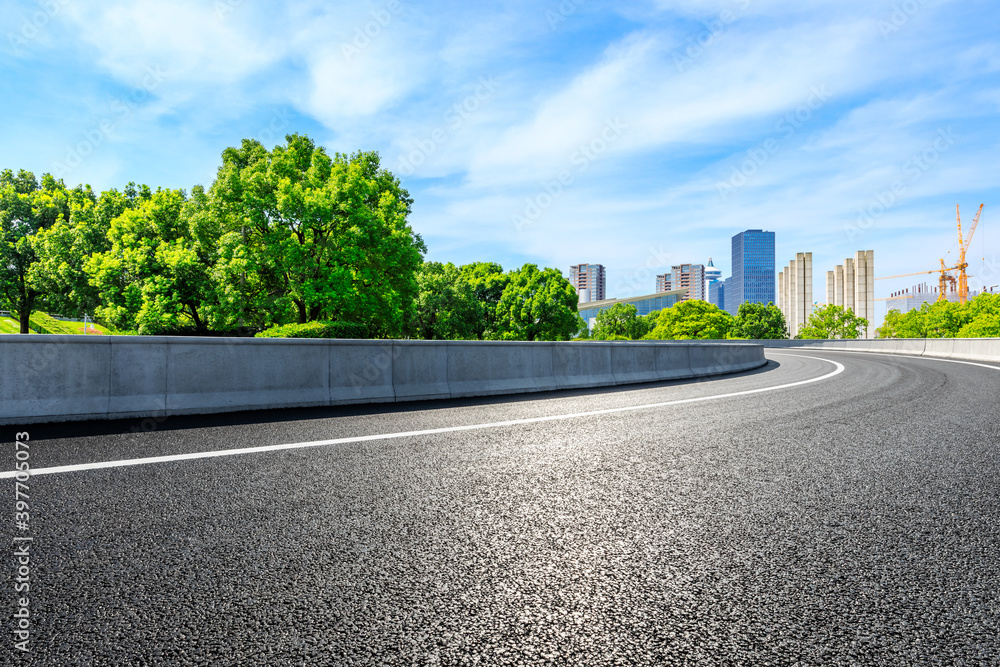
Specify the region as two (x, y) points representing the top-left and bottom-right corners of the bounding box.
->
(728, 230), (775, 315)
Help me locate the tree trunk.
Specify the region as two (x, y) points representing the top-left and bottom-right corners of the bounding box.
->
(18, 299), (31, 334)
(188, 304), (203, 331)
(295, 299), (307, 324)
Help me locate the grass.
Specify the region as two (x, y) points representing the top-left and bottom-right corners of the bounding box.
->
(0, 312), (114, 335)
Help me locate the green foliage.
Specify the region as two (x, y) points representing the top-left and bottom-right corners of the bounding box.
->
(592, 302), (652, 340)
(29, 184), (148, 318)
(256, 320), (369, 339)
(878, 293), (1000, 339)
(492, 264), (579, 341)
(84, 188), (218, 335)
(459, 261), (509, 339)
(644, 299), (732, 340)
(797, 304), (867, 339)
(730, 301), (787, 339)
(209, 134), (425, 336)
(0, 170), (71, 333)
(877, 307), (927, 338)
(409, 262), (480, 340)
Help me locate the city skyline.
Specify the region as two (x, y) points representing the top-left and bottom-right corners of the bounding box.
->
(1, 1), (997, 318)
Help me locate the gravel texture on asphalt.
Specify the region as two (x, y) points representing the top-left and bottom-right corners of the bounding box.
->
(3, 350), (999, 665)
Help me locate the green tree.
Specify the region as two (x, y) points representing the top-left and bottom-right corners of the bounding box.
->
(877, 307), (928, 338)
(0, 170), (71, 333)
(592, 302), (651, 340)
(459, 261), (509, 339)
(730, 301), (787, 339)
(492, 264), (579, 341)
(409, 262), (480, 340)
(924, 300), (972, 338)
(29, 183), (148, 318)
(85, 188), (218, 334)
(797, 304), (867, 339)
(644, 300), (732, 340)
(957, 293), (1000, 337)
(209, 134), (425, 336)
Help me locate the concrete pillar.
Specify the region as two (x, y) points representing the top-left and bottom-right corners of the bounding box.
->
(834, 265), (844, 307)
(788, 259), (797, 336)
(865, 250), (875, 338)
(803, 252), (813, 334)
(844, 258), (855, 314)
(826, 270), (835, 308)
(778, 269), (785, 315)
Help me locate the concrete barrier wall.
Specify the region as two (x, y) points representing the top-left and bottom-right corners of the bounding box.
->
(744, 337), (1000, 363)
(0, 336), (766, 425)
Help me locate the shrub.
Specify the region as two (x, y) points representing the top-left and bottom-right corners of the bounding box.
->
(255, 321), (369, 339)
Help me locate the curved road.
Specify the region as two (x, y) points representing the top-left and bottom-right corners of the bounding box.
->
(4, 350), (1000, 665)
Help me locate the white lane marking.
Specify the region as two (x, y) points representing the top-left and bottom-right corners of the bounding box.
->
(2, 355), (844, 478)
(772, 348), (1000, 372)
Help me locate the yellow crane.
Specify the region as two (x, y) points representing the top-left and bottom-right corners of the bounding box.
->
(953, 203), (984, 304)
(875, 203), (984, 303)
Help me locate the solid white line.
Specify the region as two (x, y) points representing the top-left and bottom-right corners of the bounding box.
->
(772, 348), (1000, 372)
(1, 355), (844, 479)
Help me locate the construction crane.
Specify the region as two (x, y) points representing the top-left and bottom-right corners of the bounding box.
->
(953, 203), (984, 304)
(876, 266), (958, 302)
(876, 203), (984, 303)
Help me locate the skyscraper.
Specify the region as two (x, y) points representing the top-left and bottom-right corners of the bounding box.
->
(655, 274), (672, 293)
(570, 263), (606, 303)
(669, 263), (705, 301)
(728, 230), (775, 315)
(704, 257), (722, 297)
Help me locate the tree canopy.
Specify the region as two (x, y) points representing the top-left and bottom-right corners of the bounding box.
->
(797, 304), (867, 339)
(0, 170), (71, 333)
(492, 264), (579, 341)
(878, 293), (1000, 339)
(729, 301), (787, 339)
(592, 302), (654, 340)
(644, 299), (732, 340)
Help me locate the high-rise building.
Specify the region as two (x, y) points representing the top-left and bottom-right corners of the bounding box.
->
(570, 263), (605, 303)
(727, 230), (775, 315)
(708, 279), (726, 311)
(704, 257), (722, 297)
(668, 264), (705, 302)
(778, 253), (813, 337)
(655, 274), (672, 293)
(826, 250), (875, 338)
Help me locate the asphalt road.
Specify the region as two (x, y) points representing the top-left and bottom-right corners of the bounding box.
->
(4, 350), (1000, 666)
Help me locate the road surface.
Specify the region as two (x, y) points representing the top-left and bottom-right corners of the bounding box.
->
(4, 350), (999, 665)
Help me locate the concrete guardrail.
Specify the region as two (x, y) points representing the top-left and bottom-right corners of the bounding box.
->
(0, 336), (766, 425)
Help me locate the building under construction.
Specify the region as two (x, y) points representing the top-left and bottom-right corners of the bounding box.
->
(886, 283), (981, 313)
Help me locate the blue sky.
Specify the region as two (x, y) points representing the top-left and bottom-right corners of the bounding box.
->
(2, 0), (999, 322)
